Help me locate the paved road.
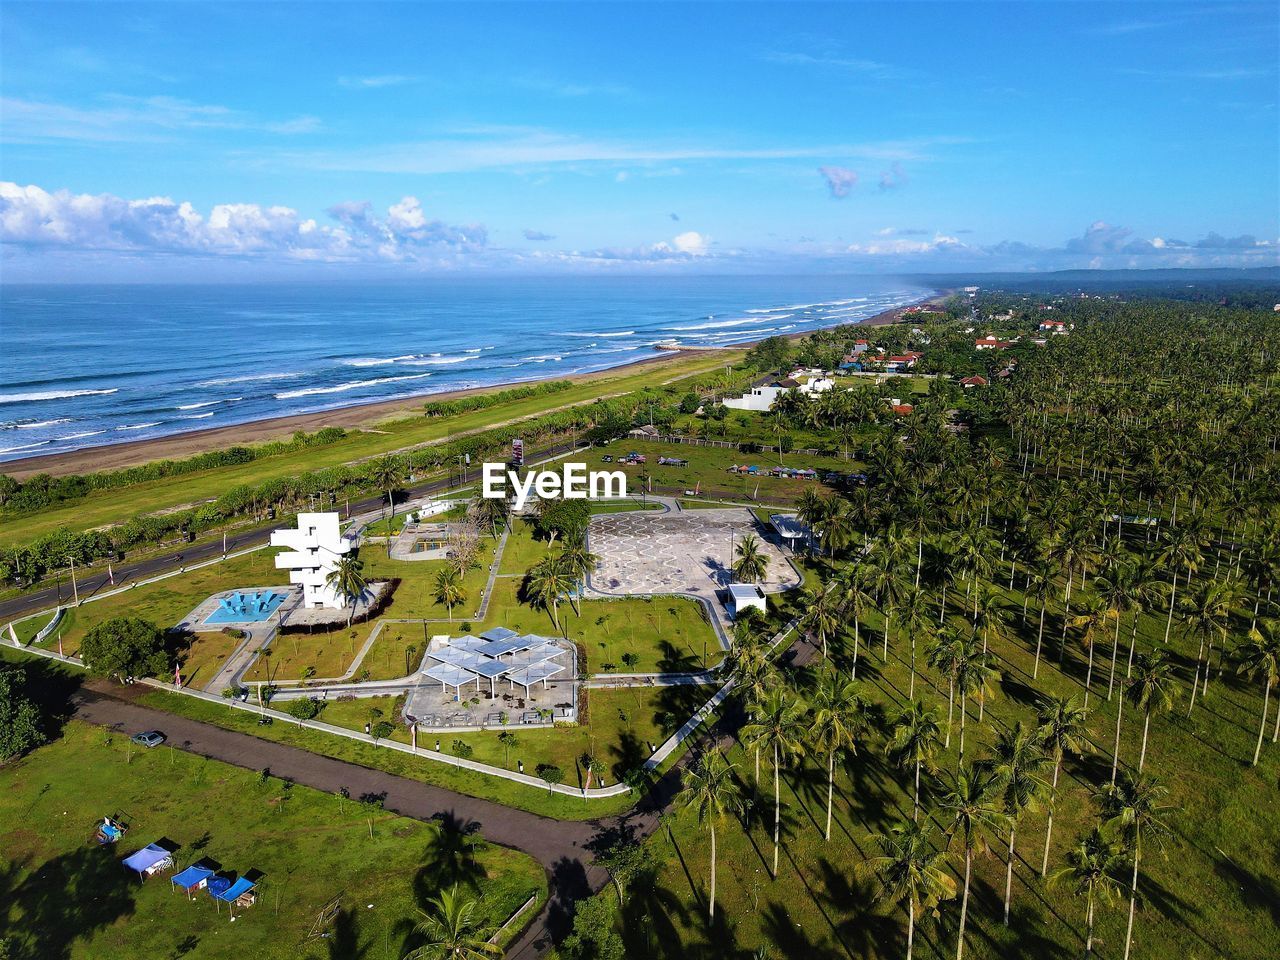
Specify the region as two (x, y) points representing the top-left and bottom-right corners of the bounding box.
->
(0, 439), (582, 624)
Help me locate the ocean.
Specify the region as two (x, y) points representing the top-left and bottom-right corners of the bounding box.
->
(0, 275), (929, 464)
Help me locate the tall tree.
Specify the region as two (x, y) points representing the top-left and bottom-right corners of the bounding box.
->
(1049, 828), (1126, 958)
(675, 750), (742, 922)
(941, 764), (1005, 960)
(887, 699), (942, 822)
(732, 534), (769, 584)
(989, 721), (1050, 924)
(1098, 773), (1174, 960)
(1037, 695), (1091, 875)
(1234, 621), (1279, 766)
(742, 688), (807, 877)
(326, 554), (369, 627)
(858, 821), (957, 960)
(810, 670), (872, 840)
(1124, 650), (1179, 774)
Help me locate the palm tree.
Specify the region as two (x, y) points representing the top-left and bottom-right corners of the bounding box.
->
(941, 764), (1005, 960)
(370, 454), (403, 557)
(470, 494), (509, 539)
(404, 885), (500, 960)
(1070, 593), (1114, 709)
(1050, 829), (1126, 957)
(888, 700), (942, 822)
(810, 670), (872, 839)
(1094, 563), (1138, 700)
(872, 553), (907, 661)
(953, 634), (1000, 764)
(990, 721), (1050, 925)
(1183, 579), (1239, 713)
(1124, 649), (1179, 774)
(1097, 772), (1174, 960)
(926, 627), (963, 748)
(858, 821), (957, 960)
(899, 585), (933, 699)
(820, 497), (858, 561)
(433, 566), (467, 622)
(840, 564), (875, 680)
(1037, 695), (1091, 875)
(800, 585), (842, 661)
(524, 554), (573, 632)
(675, 750), (741, 922)
(1157, 521), (1206, 645)
(741, 688), (807, 877)
(1027, 557), (1059, 679)
(971, 585), (1009, 720)
(1235, 621), (1280, 766)
(732, 534), (769, 584)
(325, 554), (368, 627)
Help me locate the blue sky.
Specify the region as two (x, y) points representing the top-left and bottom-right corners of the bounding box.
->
(1, 1), (1276, 280)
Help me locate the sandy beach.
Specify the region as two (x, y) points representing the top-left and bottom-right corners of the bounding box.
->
(4, 296), (938, 479)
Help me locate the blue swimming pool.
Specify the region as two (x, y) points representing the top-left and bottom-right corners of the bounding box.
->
(205, 590), (287, 624)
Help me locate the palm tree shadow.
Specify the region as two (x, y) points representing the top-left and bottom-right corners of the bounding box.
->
(326, 907), (369, 960)
(412, 811), (486, 899)
(813, 857), (902, 958)
(760, 899), (843, 960)
(3, 844), (137, 960)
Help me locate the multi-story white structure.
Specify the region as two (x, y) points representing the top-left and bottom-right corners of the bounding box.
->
(270, 512), (354, 609)
(722, 372), (836, 412)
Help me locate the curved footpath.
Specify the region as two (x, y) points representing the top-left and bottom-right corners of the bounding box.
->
(68, 627), (823, 958)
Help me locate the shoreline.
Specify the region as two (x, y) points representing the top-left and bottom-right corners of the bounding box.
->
(4, 293), (941, 479)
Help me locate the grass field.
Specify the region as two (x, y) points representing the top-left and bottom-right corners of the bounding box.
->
(620, 575), (1280, 960)
(317, 685), (708, 789)
(0, 350), (740, 548)
(599, 439), (857, 503)
(134, 686), (654, 820)
(0, 720), (546, 960)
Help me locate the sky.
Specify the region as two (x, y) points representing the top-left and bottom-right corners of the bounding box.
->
(1, 1), (1277, 281)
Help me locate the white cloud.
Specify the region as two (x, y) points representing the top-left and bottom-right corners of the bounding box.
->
(818, 166), (858, 198)
(0, 95), (319, 143)
(668, 231), (709, 256)
(0, 182), (485, 263)
(878, 162), (908, 191)
(337, 75), (422, 89)
(847, 233), (967, 255)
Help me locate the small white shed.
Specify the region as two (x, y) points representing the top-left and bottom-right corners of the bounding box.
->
(726, 583), (767, 620)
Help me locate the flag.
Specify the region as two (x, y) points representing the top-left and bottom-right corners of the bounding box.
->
(175, 664), (183, 688)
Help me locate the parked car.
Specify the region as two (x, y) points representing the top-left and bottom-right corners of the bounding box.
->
(601, 455), (614, 462)
(131, 731), (166, 748)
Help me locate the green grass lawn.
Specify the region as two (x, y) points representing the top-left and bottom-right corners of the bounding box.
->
(0, 350), (740, 548)
(624, 574), (1280, 960)
(133, 687), (646, 820)
(600, 439), (856, 504)
(316, 686), (708, 790)
(31, 549), (283, 689)
(0, 720), (546, 960)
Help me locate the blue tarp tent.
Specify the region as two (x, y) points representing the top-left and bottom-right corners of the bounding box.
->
(170, 865), (215, 897)
(122, 843), (173, 878)
(211, 877), (256, 903)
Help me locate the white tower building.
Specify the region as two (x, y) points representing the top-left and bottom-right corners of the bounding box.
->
(270, 512), (354, 609)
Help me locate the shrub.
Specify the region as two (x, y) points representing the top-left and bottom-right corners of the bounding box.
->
(285, 698), (321, 720)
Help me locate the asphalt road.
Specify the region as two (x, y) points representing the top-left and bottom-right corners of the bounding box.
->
(0, 438), (582, 624)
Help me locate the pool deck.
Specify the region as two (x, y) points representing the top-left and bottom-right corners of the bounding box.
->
(178, 585), (300, 633)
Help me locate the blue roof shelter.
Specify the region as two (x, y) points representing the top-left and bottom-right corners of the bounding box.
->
(122, 843), (174, 879)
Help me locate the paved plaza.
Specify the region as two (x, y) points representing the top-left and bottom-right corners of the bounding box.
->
(586, 506), (800, 604)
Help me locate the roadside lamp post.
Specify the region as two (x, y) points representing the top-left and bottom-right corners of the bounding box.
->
(67, 557), (79, 605)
